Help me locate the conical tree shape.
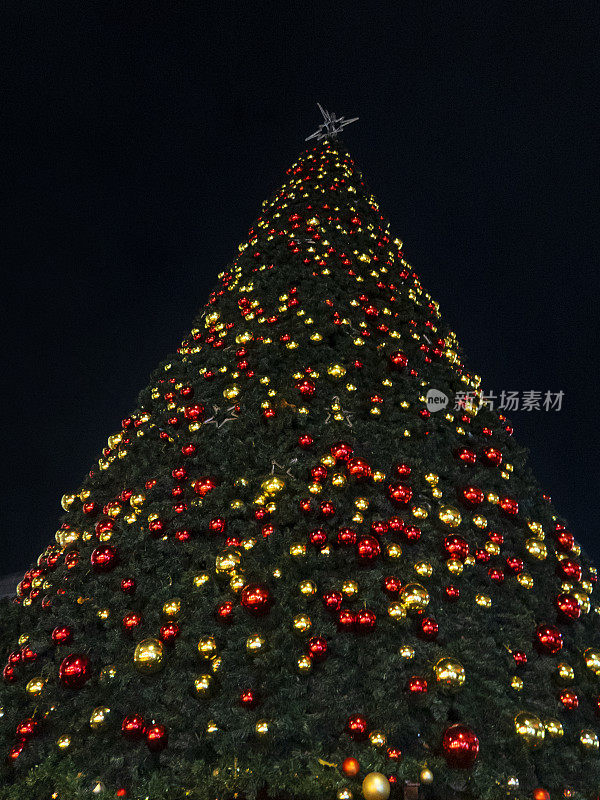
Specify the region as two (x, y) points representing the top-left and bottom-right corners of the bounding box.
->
(1, 139), (599, 800)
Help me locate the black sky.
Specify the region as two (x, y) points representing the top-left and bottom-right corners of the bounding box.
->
(2, 2), (599, 576)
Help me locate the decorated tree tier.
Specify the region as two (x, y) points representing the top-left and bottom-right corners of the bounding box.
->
(1, 136), (599, 800)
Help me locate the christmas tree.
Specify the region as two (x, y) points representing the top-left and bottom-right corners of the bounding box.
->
(1, 118), (599, 800)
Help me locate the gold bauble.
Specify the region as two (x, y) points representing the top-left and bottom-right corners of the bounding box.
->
(246, 633), (266, 654)
(162, 599), (181, 618)
(399, 583), (429, 612)
(525, 537), (547, 560)
(194, 674), (214, 698)
(388, 602), (406, 620)
(414, 561), (432, 577)
(514, 711), (545, 747)
(61, 493), (76, 511)
(545, 718), (564, 738)
(362, 771), (390, 800)
(57, 734), (71, 750)
(573, 590), (591, 614)
(215, 551), (241, 576)
(511, 676), (523, 691)
(399, 645), (415, 659)
(434, 657), (465, 690)
(580, 729), (599, 752)
(299, 580), (316, 596)
(555, 663), (575, 684)
(255, 719), (270, 736)
(584, 648), (600, 674)
(369, 730), (386, 747)
(517, 572), (534, 589)
(89, 706), (111, 731)
(26, 677), (45, 697)
(198, 636), (218, 660)
(133, 638), (164, 674)
(438, 506), (461, 527)
(386, 543), (402, 559)
(293, 614), (312, 634)
(99, 665), (117, 684)
(297, 655), (312, 673)
(327, 363), (346, 379)
(261, 476), (285, 495)
(337, 790), (353, 800)
(193, 572), (210, 587)
(420, 768), (434, 785)
(342, 580), (359, 597)
(446, 557), (464, 575)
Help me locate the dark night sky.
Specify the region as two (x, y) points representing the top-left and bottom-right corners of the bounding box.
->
(2, 3), (599, 576)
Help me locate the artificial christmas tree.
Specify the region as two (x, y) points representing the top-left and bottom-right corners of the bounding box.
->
(1, 119), (599, 800)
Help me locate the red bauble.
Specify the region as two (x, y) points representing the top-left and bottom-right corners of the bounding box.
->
(8, 742), (25, 761)
(559, 689), (579, 710)
(356, 535), (381, 562)
(535, 624), (563, 654)
(558, 558), (582, 582)
(499, 496), (519, 516)
(91, 545), (119, 573)
(338, 609), (356, 631)
(347, 458), (372, 481)
(444, 584), (460, 601)
(346, 714), (369, 741)
(388, 483), (413, 505)
(122, 714), (145, 740)
(455, 447), (477, 464)
(331, 441), (353, 462)
(533, 790), (550, 800)
(122, 612), (142, 633)
(458, 485), (484, 508)
(59, 653), (91, 689)
(216, 600), (234, 623)
(295, 378), (316, 397)
(319, 500), (336, 518)
(239, 689), (258, 708)
(371, 520), (389, 536)
(512, 650), (528, 668)
(554, 528), (575, 552)
(145, 723), (168, 751)
(506, 557), (523, 574)
(556, 593), (581, 621)
(481, 446), (503, 466)
(298, 433), (314, 449)
(443, 535), (469, 560)
(394, 462), (412, 477)
(442, 723), (479, 768)
(337, 527), (357, 546)
(51, 625), (73, 645)
(159, 623), (180, 644)
(322, 591), (343, 612)
(191, 476), (217, 497)
(16, 718), (38, 739)
(183, 404), (204, 421)
(387, 747), (402, 760)
(241, 584), (272, 616)
(488, 567), (505, 585)
(419, 617), (438, 641)
(388, 350), (408, 370)
(307, 636), (328, 662)
(342, 756), (360, 776)
(404, 525), (421, 542)
(208, 517), (226, 534)
(309, 528), (328, 547)
(355, 609), (377, 633)
(383, 576), (402, 595)
(407, 676), (428, 694)
(311, 464), (328, 482)
(121, 578), (136, 594)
